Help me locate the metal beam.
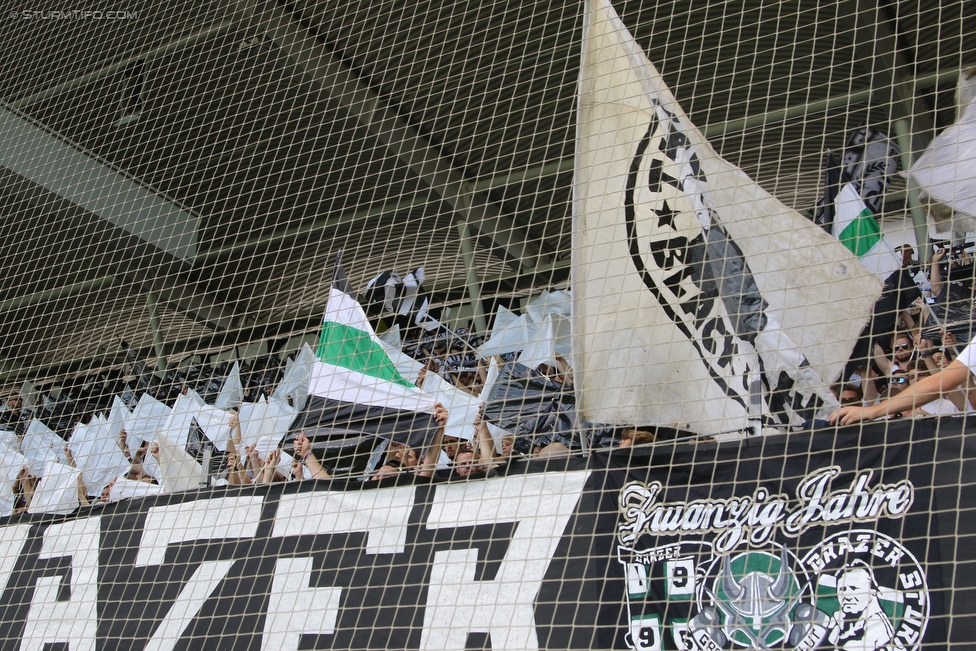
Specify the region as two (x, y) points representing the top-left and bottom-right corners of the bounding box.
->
(854, 0), (936, 262)
(146, 293), (168, 374)
(893, 118), (932, 264)
(6, 20), (240, 111)
(0, 276), (118, 314)
(148, 280), (239, 332)
(456, 220), (488, 334)
(195, 194), (432, 265)
(255, 0), (542, 269)
(0, 104), (202, 261)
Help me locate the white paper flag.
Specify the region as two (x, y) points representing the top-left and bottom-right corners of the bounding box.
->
(21, 419), (66, 476)
(125, 393), (172, 455)
(238, 396), (295, 449)
(69, 420), (131, 496)
(515, 314), (558, 370)
(194, 399), (235, 452)
(420, 374), (482, 442)
(272, 344), (316, 410)
(477, 310), (536, 358)
(160, 391), (202, 450)
(155, 430), (203, 493)
(0, 430), (20, 458)
(253, 435), (293, 478)
(28, 462), (80, 515)
(107, 396), (130, 446)
(216, 361), (243, 410)
(0, 449), (26, 517)
(109, 477), (164, 502)
(142, 451), (163, 484)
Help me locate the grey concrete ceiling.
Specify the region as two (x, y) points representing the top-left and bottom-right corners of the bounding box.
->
(0, 0), (971, 385)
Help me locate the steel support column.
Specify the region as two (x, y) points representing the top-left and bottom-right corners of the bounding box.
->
(456, 219), (488, 335)
(146, 293), (168, 375)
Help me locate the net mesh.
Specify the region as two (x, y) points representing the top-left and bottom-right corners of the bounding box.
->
(0, 0), (972, 648)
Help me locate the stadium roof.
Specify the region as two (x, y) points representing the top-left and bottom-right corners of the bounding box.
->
(0, 0), (972, 385)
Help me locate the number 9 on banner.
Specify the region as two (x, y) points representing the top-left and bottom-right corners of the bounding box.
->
(664, 557), (696, 599)
(628, 614), (662, 651)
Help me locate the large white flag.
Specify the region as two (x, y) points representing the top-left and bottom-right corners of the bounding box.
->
(573, 0), (881, 434)
(907, 92), (976, 232)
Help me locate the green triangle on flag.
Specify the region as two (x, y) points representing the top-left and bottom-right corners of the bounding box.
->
(837, 206), (883, 258)
(317, 286), (414, 388)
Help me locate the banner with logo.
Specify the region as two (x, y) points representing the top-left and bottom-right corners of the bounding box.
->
(0, 418), (971, 650)
(601, 418), (965, 651)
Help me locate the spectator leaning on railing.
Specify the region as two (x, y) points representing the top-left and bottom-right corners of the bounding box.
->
(831, 334), (976, 425)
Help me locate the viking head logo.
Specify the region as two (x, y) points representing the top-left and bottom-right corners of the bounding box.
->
(702, 548), (801, 649)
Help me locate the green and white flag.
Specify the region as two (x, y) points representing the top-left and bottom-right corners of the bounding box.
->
(832, 183), (902, 281)
(296, 281), (439, 450)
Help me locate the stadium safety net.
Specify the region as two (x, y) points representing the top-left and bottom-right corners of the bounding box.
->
(0, 0), (973, 649)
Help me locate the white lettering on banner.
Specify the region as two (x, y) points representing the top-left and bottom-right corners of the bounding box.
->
(135, 497), (264, 651)
(264, 487), (415, 650)
(262, 557), (343, 651)
(272, 486), (415, 554)
(619, 467), (913, 553)
(0, 525), (31, 595)
(143, 560), (237, 651)
(420, 471), (590, 651)
(20, 517), (100, 651)
(136, 495), (265, 566)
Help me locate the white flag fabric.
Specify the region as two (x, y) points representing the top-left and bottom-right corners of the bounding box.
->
(379, 341), (425, 385)
(238, 396), (295, 449)
(908, 93), (976, 230)
(420, 374), (482, 441)
(155, 430), (203, 493)
(21, 419), (66, 476)
(125, 393), (171, 456)
(574, 0), (880, 434)
(0, 449), (26, 517)
(109, 477), (164, 502)
(160, 391), (201, 450)
(215, 361), (243, 410)
(28, 462), (80, 515)
(107, 396), (129, 446)
(831, 184), (902, 281)
(194, 399), (235, 452)
(273, 344), (316, 410)
(69, 419), (131, 496)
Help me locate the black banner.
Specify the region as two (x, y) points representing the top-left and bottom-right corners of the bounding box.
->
(0, 418), (972, 650)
